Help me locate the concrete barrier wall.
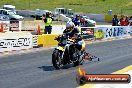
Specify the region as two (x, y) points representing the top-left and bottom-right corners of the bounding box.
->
(0, 32), (33, 52)
(37, 34), (60, 47)
(105, 15), (131, 23)
(1, 26), (132, 52)
(105, 15), (113, 23)
(37, 26), (132, 47)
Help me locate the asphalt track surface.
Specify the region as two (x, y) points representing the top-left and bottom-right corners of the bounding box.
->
(0, 38), (132, 88)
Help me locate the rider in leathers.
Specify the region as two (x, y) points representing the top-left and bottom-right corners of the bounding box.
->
(61, 21), (85, 61)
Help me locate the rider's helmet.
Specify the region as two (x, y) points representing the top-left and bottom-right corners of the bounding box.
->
(66, 21), (75, 31)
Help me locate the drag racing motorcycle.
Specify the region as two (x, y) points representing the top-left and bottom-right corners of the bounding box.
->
(52, 33), (86, 69)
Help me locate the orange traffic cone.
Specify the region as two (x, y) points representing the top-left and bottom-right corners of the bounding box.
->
(37, 24), (40, 35)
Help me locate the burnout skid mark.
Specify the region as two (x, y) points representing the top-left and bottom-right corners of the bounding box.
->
(0, 38), (31, 48)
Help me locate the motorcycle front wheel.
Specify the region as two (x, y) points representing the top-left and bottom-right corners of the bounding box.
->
(52, 49), (63, 69)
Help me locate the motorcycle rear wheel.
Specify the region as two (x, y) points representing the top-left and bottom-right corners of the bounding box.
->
(72, 48), (80, 67)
